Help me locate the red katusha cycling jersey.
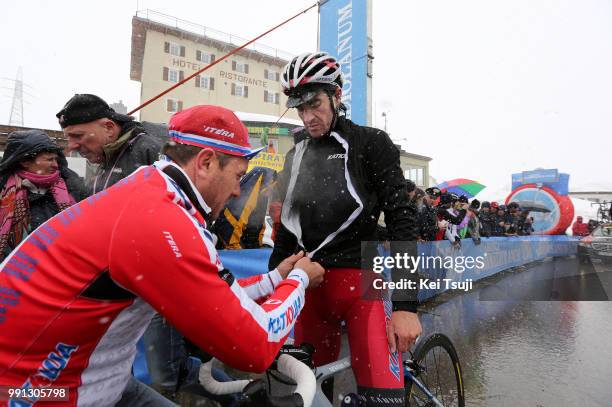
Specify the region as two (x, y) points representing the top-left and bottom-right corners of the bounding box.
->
(0, 161), (308, 407)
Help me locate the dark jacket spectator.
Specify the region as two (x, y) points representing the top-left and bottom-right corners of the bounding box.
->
(418, 188), (440, 241)
(56, 94), (164, 195)
(492, 207), (507, 236)
(479, 201), (495, 237)
(88, 120), (164, 194)
(418, 202), (439, 241)
(517, 211), (534, 235)
(0, 130), (85, 259)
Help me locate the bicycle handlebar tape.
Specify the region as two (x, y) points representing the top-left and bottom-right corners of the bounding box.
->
(198, 358), (251, 395)
(276, 354), (316, 407)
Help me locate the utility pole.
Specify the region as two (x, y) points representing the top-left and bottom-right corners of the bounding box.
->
(9, 67), (24, 126)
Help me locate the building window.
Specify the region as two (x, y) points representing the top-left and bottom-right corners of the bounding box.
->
(195, 75), (215, 90)
(169, 43), (181, 56)
(232, 61), (249, 74)
(231, 83), (248, 98)
(264, 90), (280, 104)
(264, 69), (279, 81)
(168, 69), (179, 83)
(163, 67), (184, 83)
(164, 42), (185, 57)
(406, 168), (424, 186)
(196, 50), (215, 64)
(167, 99), (183, 113)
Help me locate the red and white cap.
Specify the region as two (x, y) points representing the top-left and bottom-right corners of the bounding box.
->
(168, 105), (264, 159)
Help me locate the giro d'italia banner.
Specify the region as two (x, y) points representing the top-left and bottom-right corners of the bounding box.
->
(319, 0), (369, 125)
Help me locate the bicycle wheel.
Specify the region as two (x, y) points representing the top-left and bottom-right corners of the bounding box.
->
(405, 333), (465, 407)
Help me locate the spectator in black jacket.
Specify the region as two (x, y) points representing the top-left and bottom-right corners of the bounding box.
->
(492, 205), (508, 236)
(57, 94), (163, 195)
(517, 210), (534, 235)
(506, 201), (520, 228)
(479, 201), (494, 237)
(418, 187), (440, 241)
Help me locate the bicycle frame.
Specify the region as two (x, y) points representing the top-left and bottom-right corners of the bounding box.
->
(309, 356), (350, 407)
(304, 356), (444, 407)
(404, 364), (445, 407)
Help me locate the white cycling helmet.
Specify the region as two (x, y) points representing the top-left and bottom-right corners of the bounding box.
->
(281, 52), (343, 108)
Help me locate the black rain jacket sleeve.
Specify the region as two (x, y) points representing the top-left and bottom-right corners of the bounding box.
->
(363, 129), (419, 313)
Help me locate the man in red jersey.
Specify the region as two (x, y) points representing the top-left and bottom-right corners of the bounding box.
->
(0, 105), (324, 407)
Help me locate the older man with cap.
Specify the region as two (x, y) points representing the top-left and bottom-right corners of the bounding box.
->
(0, 105), (325, 407)
(56, 94), (164, 195)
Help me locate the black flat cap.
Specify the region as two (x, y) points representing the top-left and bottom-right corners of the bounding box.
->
(56, 94), (133, 128)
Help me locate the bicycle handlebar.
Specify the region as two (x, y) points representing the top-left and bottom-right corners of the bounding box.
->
(276, 353), (316, 406)
(198, 355), (316, 406)
(198, 359), (251, 395)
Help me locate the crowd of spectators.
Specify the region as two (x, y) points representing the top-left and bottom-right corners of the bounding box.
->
(407, 183), (534, 247)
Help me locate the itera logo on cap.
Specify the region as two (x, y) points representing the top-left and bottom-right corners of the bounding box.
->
(168, 105), (264, 159)
(202, 126), (235, 139)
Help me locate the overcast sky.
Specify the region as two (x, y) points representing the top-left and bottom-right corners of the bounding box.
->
(1, 0), (610, 196)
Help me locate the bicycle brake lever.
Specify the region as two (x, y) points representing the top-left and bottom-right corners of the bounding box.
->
(241, 379), (267, 405)
(273, 343), (314, 369)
